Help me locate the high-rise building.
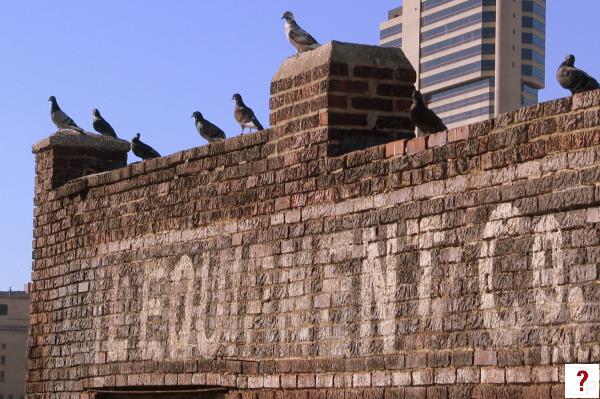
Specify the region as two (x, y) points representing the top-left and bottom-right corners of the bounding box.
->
(380, 0), (546, 128)
(0, 290), (29, 399)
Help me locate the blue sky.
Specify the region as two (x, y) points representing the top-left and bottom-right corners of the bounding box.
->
(0, 1), (598, 290)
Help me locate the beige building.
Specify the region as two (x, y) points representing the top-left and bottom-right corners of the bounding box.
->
(0, 290), (29, 399)
(380, 0), (545, 128)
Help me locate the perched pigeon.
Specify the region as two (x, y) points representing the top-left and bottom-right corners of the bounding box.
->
(131, 133), (161, 160)
(409, 90), (447, 136)
(232, 93), (264, 134)
(282, 11), (320, 55)
(192, 111), (226, 143)
(92, 108), (118, 137)
(48, 96), (84, 134)
(557, 54), (599, 95)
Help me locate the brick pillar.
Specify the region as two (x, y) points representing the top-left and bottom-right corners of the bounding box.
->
(270, 41), (416, 156)
(32, 131), (130, 194)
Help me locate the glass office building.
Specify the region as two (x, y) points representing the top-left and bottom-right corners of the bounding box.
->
(380, 0), (545, 128)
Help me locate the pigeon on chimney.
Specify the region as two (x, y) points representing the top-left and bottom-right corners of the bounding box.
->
(557, 54), (599, 95)
(232, 93), (264, 134)
(409, 90), (447, 136)
(192, 111), (226, 142)
(281, 11), (320, 55)
(48, 96), (85, 134)
(131, 133), (161, 160)
(92, 108), (118, 138)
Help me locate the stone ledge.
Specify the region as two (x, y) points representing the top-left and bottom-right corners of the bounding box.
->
(272, 41), (413, 84)
(32, 130), (131, 154)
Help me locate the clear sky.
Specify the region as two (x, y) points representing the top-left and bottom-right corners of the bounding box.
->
(0, 1), (598, 290)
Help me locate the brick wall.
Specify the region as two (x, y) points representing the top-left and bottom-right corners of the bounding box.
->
(29, 42), (600, 399)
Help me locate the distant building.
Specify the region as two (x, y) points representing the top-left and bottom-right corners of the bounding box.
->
(0, 290), (29, 399)
(380, 0), (546, 128)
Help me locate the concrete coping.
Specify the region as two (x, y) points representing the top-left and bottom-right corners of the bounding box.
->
(32, 130), (131, 154)
(272, 40), (414, 82)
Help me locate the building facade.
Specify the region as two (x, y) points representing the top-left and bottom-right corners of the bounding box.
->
(0, 291), (29, 399)
(380, 0), (546, 128)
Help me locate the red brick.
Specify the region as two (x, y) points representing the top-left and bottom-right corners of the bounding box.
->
(385, 140), (406, 158)
(376, 84), (413, 98)
(320, 112), (368, 127)
(351, 97), (393, 112)
(329, 80), (369, 94)
(474, 350), (497, 366)
(427, 131), (447, 148)
(505, 366), (531, 383)
(353, 65), (394, 79)
(448, 125), (468, 143)
(406, 137), (426, 155)
(481, 368), (504, 384)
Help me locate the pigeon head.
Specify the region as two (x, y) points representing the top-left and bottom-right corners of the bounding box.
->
(48, 96), (56, 103)
(282, 11), (295, 21)
(92, 108), (101, 118)
(564, 54), (575, 67)
(232, 93), (242, 101)
(192, 111), (203, 120)
(412, 90), (424, 103)
(132, 133), (141, 142)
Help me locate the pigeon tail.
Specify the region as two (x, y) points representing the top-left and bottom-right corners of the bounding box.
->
(251, 116), (264, 131)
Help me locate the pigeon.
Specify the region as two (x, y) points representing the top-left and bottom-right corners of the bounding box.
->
(557, 54), (599, 95)
(48, 96), (85, 134)
(282, 11), (320, 55)
(232, 93), (264, 134)
(131, 133), (161, 160)
(409, 90), (447, 136)
(92, 108), (118, 138)
(192, 111), (226, 143)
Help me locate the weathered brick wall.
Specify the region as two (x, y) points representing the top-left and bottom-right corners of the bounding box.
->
(29, 43), (600, 399)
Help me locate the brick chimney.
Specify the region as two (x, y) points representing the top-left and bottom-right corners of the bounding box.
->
(32, 131), (130, 194)
(270, 41), (416, 156)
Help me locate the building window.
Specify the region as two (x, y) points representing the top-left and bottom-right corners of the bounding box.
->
(523, 0), (546, 17)
(381, 38), (402, 48)
(422, 0), (495, 26)
(0, 370), (5, 382)
(421, 44), (495, 73)
(521, 48), (544, 65)
(0, 354), (5, 364)
(431, 92), (494, 114)
(0, 343), (5, 349)
(422, 0), (453, 11)
(522, 65), (545, 81)
(380, 24), (402, 40)
(422, 28), (495, 57)
(421, 60), (494, 87)
(421, 11), (496, 42)
(0, 304), (7, 316)
(442, 106), (493, 125)
(522, 16), (545, 34)
(425, 78), (494, 103)
(522, 32), (545, 49)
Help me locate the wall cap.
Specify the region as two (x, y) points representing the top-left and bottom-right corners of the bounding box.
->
(272, 40), (413, 82)
(32, 130), (131, 154)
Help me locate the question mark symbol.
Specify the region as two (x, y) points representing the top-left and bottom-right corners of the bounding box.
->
(577, 370), (589, 392)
